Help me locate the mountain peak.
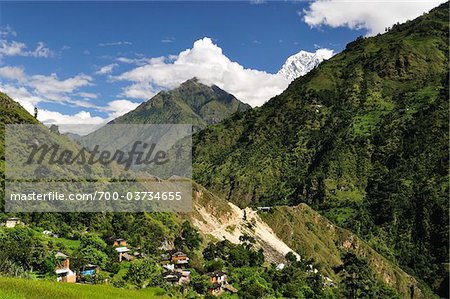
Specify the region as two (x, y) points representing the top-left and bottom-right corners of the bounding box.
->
(278, 49), (334, 81)
(109, 78), (251, 130)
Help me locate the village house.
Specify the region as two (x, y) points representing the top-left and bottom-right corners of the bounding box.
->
(207, 270), (227, 284)
(43, 230), (59, 238)
(163, 263), (175, 271)
(170, 251), (189, 267)
(162, 269), (190, 285)
(210, 282), (222, 296)
(113, 238), (127, 247)
(207, 271), (237, 296)
(79, 263), (100, 277)
(161, 250), (191, 284)
(2, 217), (23, 228)
(163, 271), (182, 285)
(115, 246), (134, 262)
(257, 207), (272, 213)
(55, 252), (76, 283)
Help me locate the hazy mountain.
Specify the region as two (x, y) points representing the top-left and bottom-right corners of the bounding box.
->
(278, 49), (333, 81)
(193, 3), (449, 295)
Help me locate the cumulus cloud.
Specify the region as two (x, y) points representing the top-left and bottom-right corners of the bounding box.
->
(0, 40), (27, 56)
(302, 0), (446, 36)
(1, 80), (141, 134)
(95, 63), (118, 75)
(0, 66), (26, 81)
(0, 83), (41, 112)
(0, 66), (143, 134)
(100, 99), (141, 119)
(39, 110), (106, 128)
(115, 37), (290, 106)
(0, 65), (94, 108)
(27, 73), (93, 102)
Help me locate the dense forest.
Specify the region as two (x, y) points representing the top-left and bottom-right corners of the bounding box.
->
(193, 3), (449, 296)
(0, 2), (448, 298)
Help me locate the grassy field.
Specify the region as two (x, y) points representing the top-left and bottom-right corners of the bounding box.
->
(0, 277), (169, 299)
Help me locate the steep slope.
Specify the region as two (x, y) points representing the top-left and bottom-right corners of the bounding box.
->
(278, 49), (333, 81)
(186, 182), (301, 264)
(261, 204), (434, 298)
(193, 3), (448, 295)
(0, 92), (431, 297)
(0, 92), (40, 208)
(110, 78), (251, 131)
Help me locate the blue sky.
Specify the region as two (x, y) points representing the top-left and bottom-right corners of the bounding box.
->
(0, 0), (443, 132)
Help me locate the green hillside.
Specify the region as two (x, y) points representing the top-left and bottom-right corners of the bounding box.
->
(261, 204), (435, 298)
(0, 93), (40, 210)
(193, 3), (449, 296)
(0, 277), (168, 299)
(110, 78), (251, 131)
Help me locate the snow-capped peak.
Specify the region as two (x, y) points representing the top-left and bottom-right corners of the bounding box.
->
(278, 49), (334, 81)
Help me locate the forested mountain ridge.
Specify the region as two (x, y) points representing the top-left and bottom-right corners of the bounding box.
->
(109, 78), (251, 131)
(0, 92), (40, 207)
(193, 3), (449, 295)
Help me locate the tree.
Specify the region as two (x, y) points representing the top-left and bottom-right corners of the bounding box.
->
(129, 215), (166, 254)
(0, 227), (46, 271)
(76, 246), (108, 269)
(338, 252), (399, 299)
(285, 251), (298, 263)
(79, 233), (107, 251)
(175, 221), (202, 250)
(190, 269), (212, 294)
(231, 267), (274, 299)
(125, 259), (160, 289)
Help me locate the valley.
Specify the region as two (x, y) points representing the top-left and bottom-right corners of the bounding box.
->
(0, 2), (448, 298)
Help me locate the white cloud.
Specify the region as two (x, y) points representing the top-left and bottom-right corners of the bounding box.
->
(39, 110), (105, 126)
(0, 25), (17, 37)
(121, 82), (157, 99)
(1, 81), (141, 134)
(0, 66), (141, 134)
(0, 40), (27, 56)
(161, 37), (175, 43)
(95, 63), (118, 75)
(116, 56), (160, 66)
(0, 66), (26, 81)
(98, 41), (132, 47)
(250, 0), (266, 4)
(27, 73), (93, 101)
(0, 39), (54, 58)
(30, 42), (54, 58)
(100, 99), (141, 119)
(0, 66), (94, 107)
(1, 82), (104, 134)
(77, 92), (98, 99)
(302, 0), (446, 36)
(0, 83), (41, 112)
(115, 37), (290, 106)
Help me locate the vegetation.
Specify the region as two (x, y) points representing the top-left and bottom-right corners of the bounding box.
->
(0, 277), (168, 299)
(108, 78), (251, 131)
(193, 3), (449, 296)
(0, 3), (448, 298)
